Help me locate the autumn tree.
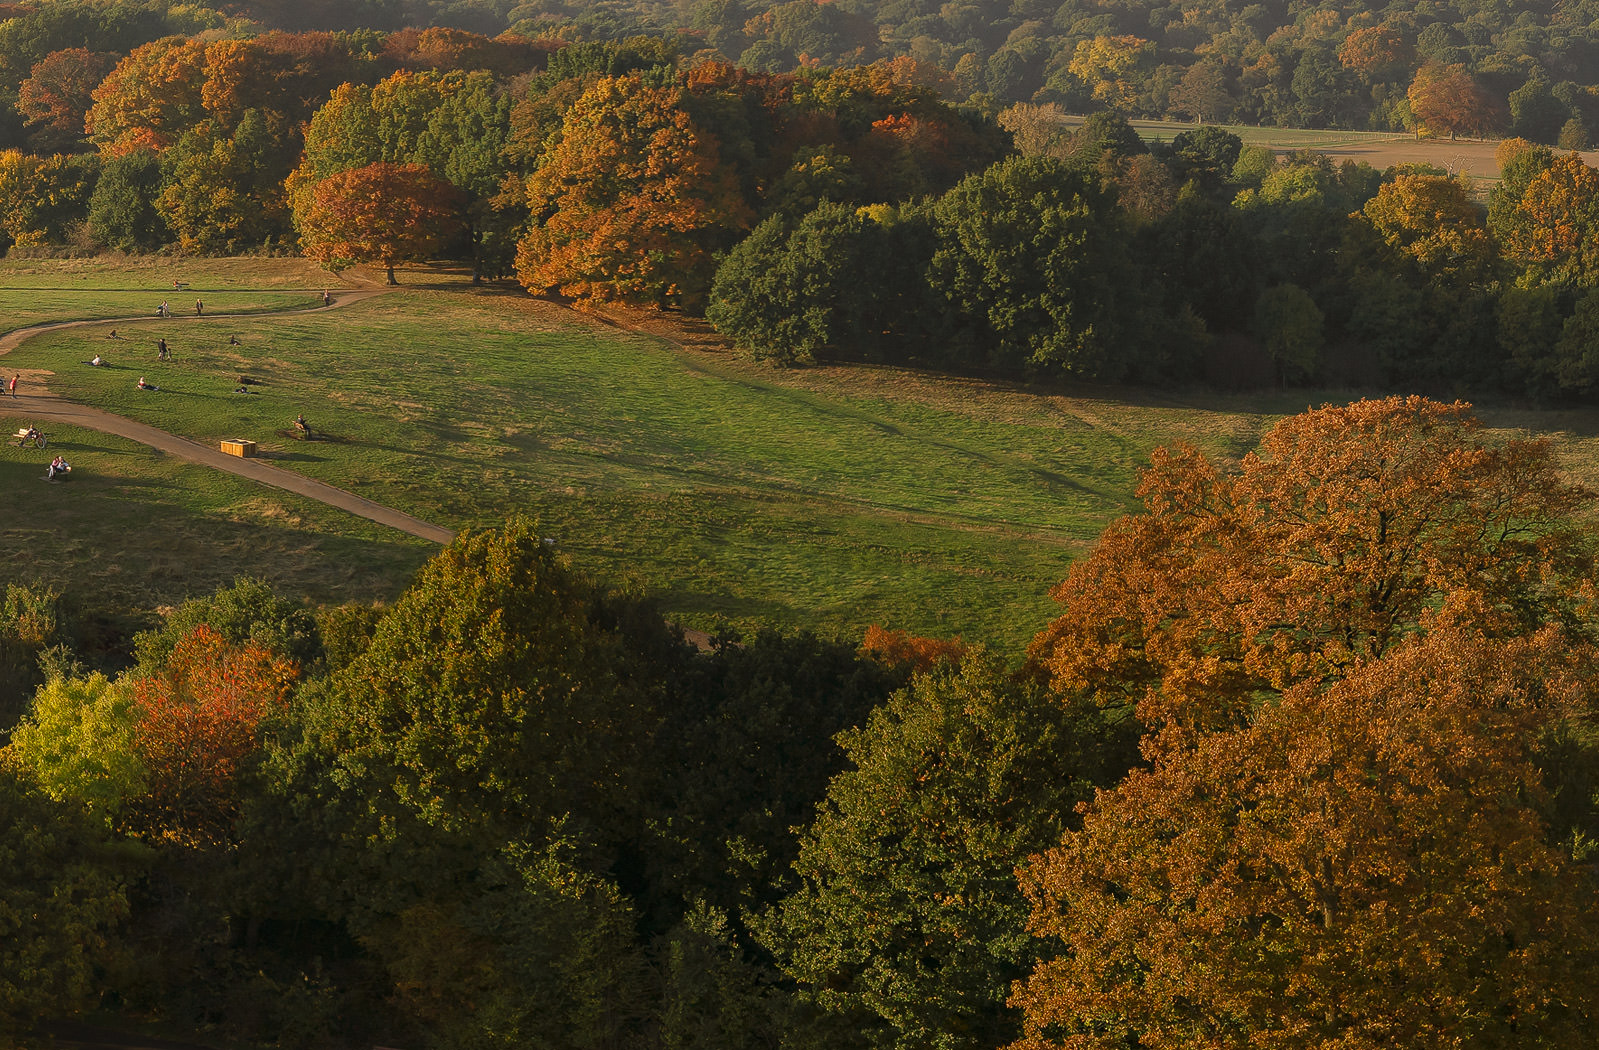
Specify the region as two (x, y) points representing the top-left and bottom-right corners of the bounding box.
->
(124, 625), (297, 847)
(1028, 397), (1594, 738)
(86, 36), (207, 156)
(289, 69), (512, 277)
(1013, 626), (1599, 1050)
(1406, 62), (1502, 139)
(1499, 152), (1599, 287)
(7, 671), (143, 822)
(1067, 35), (1153, 112)
(515, 74), (750, 307)
(1168, 60), (1233, 123)
(296, 162), (462, 284)
(1359, 173), (1495, 282)
(16, 47), (115, 152)
(1336, 24), (1413, 79)
(0, 149), (99, 250)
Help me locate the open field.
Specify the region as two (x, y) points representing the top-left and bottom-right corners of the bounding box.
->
(0, 255), (342, 290)
(1059, 114), (1599, 183)
(11, 262), (1599, 651)
(0, 419), (432, 615)
(0, 290), (323, 337)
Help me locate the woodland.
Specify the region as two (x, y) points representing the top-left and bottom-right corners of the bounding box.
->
(6, 397), (1599, 1050)
(0, 2), (1597, 394)
(5, 0), (1599, 1047)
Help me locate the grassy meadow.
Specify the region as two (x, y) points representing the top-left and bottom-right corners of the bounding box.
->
(9, 260), (1599, 650)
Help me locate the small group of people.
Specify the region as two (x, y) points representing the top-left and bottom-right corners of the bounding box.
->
(157, 338), (171, 361)
(46, 455), (70, 480)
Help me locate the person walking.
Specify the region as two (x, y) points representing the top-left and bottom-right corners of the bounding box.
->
(7, 374), (16, 398)
(195, 299), (203, 315)
(158, 301), (167, 318)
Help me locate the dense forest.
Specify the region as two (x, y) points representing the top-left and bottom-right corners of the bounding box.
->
(4, 3), (1599, 1047)
(0, 4), (1599, 394)
(0, 3), (1597, 396)
(5, 396), (1599, 1049)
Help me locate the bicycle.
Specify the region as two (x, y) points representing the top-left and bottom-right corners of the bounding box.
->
(13, 427), (46, 449)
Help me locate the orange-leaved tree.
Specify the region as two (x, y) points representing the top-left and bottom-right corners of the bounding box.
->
(125, 624), (297, 846)
(1013, 625), (1599, 1050)
(1406, 63), (1502, 139)
(1028, 396), (1593, 740)
(86, 36), (208, 157)
(1500, 151), (1599, 287)
(296, 161), (463, 284)
(514, 74), (750, 308)
(17, 48), (116, 151)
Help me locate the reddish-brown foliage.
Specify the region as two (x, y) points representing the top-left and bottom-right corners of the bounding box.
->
(1028, 396), (1593, 739)
(126, 625), (297, 846)
(1013, 626), (1599, 1049)
(299, 162), (463, 283)
(860, 624), (967, 674)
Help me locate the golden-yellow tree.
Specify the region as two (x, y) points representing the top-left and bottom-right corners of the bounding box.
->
(1359, 173), (1495, 281)
(1014, 626), (1599, 1050)
(514, 74), (750, 308)
(1015, 397), (1599, 1048)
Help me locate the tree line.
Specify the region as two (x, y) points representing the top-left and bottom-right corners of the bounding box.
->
(4, 395), (1599, 1049)
(4, 16), (1599, 397)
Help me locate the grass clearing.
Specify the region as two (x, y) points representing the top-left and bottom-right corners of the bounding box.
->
(11, 261), (1599, 650)
(0, 255), (342, 290)
(0, 290), (323, 336)
(0, 419), (432, 615)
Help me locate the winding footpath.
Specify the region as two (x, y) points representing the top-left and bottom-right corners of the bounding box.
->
(0, 286), (455, 546)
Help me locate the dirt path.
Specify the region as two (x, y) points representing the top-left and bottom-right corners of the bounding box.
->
(0, 285), (455, 546)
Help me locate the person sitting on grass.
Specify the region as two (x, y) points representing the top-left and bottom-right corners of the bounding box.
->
(137, 376), (157, 390)
(294, 412), (312, 435)
(89, 354), (104, 367)
(46, 456), (69, 480)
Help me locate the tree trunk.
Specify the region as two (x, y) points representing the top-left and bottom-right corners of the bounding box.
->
(385, 263), (397, 285)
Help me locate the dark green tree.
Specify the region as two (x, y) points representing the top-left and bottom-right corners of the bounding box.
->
(0, 758), (128, 1040)
(707, 202), (919, 365)
(773, 654), (1138, 1050)
(928, 155), (1129, 377)
(87, 148), (168, 251)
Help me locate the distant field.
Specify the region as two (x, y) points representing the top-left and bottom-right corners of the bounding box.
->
(10, 262), (1599, 650)
(0, 290), (321, 336)
(0, 421), (432, 615)
(1060, 114), (1599, 184)
(0, 255), (339, 290)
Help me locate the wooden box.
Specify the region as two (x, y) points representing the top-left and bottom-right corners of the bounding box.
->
(221, 439), (256, 458)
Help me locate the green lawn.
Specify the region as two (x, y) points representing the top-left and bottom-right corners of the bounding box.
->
(1, 272), (1207, 648)
(0, 290), (325, 336)
(0, 421), (432, 614)
(0, 255), (339, 289)
(11, 263), (1599, 651)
